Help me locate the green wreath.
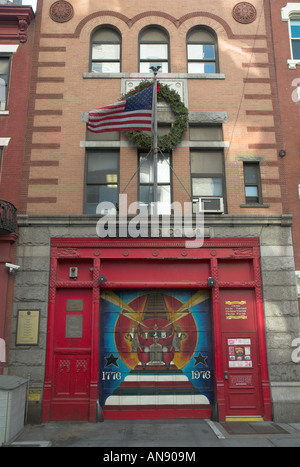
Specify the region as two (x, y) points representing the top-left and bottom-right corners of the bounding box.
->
(122, 80), (188, 152)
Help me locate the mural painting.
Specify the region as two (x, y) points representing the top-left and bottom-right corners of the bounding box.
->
(100, 290), (214, 410)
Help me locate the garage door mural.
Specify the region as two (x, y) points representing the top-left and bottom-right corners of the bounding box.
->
(100, 290), (214, 414)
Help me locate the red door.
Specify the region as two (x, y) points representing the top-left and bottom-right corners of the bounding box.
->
(219, 290), (264, 419)
(222, 332), (263, 418)
(50, 289), (92, 420)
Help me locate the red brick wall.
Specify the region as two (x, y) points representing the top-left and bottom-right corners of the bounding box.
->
(269, 0), (300, 271)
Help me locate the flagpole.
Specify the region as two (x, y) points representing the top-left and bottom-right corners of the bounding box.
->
(150, 66), (160, 216)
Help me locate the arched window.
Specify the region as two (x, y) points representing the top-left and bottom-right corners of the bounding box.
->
(187, 28), (218, 73)
(139, 27), (169, 73)
(90, 27), (121, 73)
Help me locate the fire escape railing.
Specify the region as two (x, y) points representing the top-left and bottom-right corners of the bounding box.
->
(0, 200), (17, 233)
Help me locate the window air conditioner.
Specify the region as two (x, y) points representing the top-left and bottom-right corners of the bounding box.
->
(193, 197), (224, 213)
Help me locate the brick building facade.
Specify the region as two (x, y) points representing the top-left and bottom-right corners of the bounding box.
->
(0, 2), (35, 374)
(270, 1), (300, 309)
(4, 0), (300, 423)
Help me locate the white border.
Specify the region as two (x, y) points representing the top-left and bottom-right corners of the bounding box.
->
(0, 45), (19, 53)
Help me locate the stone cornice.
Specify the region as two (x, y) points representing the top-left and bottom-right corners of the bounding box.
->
(0, 5), (35, 43)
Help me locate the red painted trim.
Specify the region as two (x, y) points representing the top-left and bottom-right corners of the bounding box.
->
(103, 405), (212, 420)
(43, 237), (270, 422)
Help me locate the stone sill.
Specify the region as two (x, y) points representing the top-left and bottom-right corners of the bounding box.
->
(83, 72), (225, 80)
(240, 204), (270, 208)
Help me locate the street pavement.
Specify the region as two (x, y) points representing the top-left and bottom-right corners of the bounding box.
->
(5, 419), (300, 448)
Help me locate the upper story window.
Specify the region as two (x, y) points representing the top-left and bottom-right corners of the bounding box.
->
(290, 19), (300, 59)
(243, 162), (262, 205)
(139, 151), (171, 214)
(281, 3), (300, 68)
(187, 28), (218, 73)
(85, 149), (119, 214)
(90, 27), (121, 73)
(139, 27), (169, 73)
(0, 56), (10, 111)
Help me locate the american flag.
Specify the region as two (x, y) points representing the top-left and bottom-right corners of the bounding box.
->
(87, 85), (154, 133)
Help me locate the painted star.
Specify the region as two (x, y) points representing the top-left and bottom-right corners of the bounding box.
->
(104, 353), (119, 368)
(193, 352), (208, 367)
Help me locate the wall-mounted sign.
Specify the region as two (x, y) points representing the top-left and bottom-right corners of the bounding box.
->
(225, 301), (248, 320)
(16, 310), (40, 345)
(228, 338), (252, 367)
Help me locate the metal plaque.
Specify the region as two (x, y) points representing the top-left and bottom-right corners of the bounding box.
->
(16, 310), (40, 345)
(65, 314), (83, 338)
(66, 299), (84, 311)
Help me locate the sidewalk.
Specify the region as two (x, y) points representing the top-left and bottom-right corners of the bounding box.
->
(5, 419), (300, 448)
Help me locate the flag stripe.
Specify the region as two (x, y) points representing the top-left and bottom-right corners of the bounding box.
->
(87, 85), (153, 133)
(89, 111), (152, 123)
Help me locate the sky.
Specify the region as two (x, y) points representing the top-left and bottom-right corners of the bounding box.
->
(23, 0), (37, 11)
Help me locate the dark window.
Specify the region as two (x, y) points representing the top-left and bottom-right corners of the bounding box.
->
(139, 27), (169, 73)
(90, 27), (121, 73)
(0, 56), (11, 110)
(243, 162), (262, 204)
(187, 28), (218, 73)
(139, 152), (171, 214)
(85, 150), (119, 214)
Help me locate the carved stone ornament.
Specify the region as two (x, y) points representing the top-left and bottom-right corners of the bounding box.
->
(232, 2), (257, 24)
(49, 1), (74, 23)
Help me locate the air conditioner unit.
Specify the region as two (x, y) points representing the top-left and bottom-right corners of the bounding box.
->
(193, 197), (224, 213)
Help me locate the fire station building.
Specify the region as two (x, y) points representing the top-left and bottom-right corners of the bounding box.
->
(4, 0), (300, 424)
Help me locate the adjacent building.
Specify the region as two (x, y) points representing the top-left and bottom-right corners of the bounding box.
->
(4, 0), (300, 424)
(270, 1), (300, 311)
(0, 1), (35, 374)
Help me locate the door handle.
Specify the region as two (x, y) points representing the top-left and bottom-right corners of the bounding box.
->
(224, 371), (228, 380)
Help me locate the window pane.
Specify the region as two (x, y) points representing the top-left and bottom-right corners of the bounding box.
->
(92, 62), (120, 73)
(140, 61), (168, 73)
(92, 44), (120, 60)
(140, 44), (168, 60)
(190, 126), (223, 141)
(245, 186), (258, 197)
(86, 185), (118, 214)
(292, 40), (300, 59)
(87, 152), (118, 184)
(188, 62), (216, 73)
(139, 185), (171, 214)
(192, 178), (222, 196)
(291, 20), (300, 38)
(244, 164), (258, 184)
(188, 44), (215, 60)
(191, 151), (223, 173)
(0, 57), (9, 76)
(140, 154), (170, 183)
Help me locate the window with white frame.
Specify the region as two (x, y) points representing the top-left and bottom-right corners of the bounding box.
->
(0, 56), (11, 110)
(139, 27), (169, 73)
(90, 27), (121, 73)
(281, 3), (300, 68)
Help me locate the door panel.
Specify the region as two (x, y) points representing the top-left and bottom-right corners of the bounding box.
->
(100, 289), (214, 419)
(50, 290), (92, 421)
(219, 289), (264, 418)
